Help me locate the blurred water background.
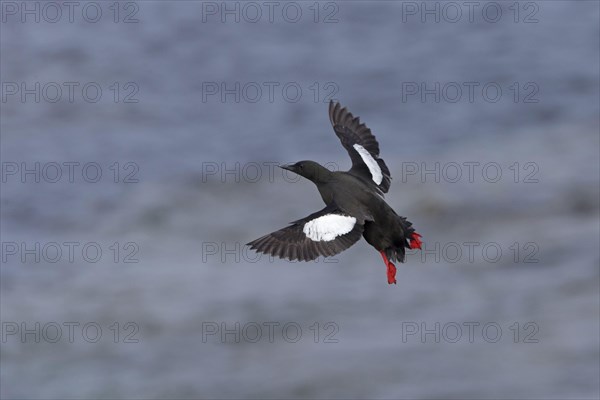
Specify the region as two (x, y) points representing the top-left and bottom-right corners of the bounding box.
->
(1, 1), (599, 399)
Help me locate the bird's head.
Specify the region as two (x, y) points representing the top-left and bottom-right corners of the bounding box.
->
(279, 160), (332, 183)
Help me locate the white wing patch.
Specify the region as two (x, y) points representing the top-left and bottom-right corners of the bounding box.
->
(303, 214), (356, 242)
(353, 144), (383, 185)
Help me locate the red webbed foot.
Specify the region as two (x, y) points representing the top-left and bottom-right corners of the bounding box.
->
(386, 262), (397, 285)
(409, 232), (422, 250)
(379, 251), (397, 284)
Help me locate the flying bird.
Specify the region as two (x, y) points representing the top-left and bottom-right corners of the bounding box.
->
(247, 101), (422, 284)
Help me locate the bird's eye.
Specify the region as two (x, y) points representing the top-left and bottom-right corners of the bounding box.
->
(298, 165), (303, 170)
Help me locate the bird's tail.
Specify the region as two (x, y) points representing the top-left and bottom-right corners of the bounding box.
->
(387, 216), (422, 263)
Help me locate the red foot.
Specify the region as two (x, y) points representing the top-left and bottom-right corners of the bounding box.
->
(379, 251), (397, 284)
(409, 232), (422, 249)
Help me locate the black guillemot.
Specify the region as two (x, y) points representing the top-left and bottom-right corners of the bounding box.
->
(247, 101), (422, 284)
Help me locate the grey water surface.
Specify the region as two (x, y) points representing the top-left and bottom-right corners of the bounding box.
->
(1, 1), (599, 399)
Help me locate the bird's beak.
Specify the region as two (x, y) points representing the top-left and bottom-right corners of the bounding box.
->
(279, 163), (294, 172)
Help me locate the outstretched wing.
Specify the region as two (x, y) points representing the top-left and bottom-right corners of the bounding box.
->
(329, 100), (391, 193)
(247, 206), (364, 261)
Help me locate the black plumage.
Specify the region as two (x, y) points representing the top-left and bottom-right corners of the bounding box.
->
(247, 101), (422, 284)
